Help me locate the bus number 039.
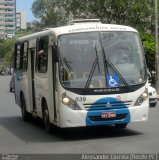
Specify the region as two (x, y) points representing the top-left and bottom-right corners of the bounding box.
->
(75, 97), (86, 102)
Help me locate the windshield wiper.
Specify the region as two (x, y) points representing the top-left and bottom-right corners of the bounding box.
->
(85, 57), (98, 88)
(63, 57), (73, 71)
(85, 46), (99, 88)
(107, 59), (128, 86)
(95, 46), (100, 74)
(102, 46), (128, 86)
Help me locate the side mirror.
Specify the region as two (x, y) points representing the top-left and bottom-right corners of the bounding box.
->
(52, 44), (58, 62)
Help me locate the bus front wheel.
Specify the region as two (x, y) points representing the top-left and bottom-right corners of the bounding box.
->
(42, 102), (52, 133)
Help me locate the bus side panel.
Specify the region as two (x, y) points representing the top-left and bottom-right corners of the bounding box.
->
(14, 71), (31, 113)
(14, 71), (22, 107)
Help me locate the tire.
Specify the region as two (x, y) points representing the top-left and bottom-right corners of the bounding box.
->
(115, 123), (128, 128)
(150, 103), (157, 107)
(21, 94), (30, 121)
(43, 101), (52, 133)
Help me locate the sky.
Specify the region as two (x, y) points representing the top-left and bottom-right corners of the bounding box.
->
(16, 0), (38, 22)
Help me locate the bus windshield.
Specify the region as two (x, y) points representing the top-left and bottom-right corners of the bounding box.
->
(58, 31), (147, 89)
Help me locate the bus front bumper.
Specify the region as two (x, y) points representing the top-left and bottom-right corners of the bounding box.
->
(59, 102), (149, 128)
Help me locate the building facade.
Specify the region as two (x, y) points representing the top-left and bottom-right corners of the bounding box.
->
(16, 11), (26, 30)
(0, 0), (16, 39)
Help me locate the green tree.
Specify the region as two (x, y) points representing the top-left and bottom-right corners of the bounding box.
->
(66, 0), (155, 33)
(0, 39), (7, 59)
(141, 33), (156, 71)
(32, 0), (156, 33)
(4, 38), (15, 67)
(32, 0), (71, 27)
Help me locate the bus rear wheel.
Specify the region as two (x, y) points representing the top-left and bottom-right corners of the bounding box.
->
(21, 94), (30, 121)
(43, 102), (52, 133)
(115, 123), (128, 128)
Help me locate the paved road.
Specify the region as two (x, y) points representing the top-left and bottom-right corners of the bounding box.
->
(0, 76), (159, 154)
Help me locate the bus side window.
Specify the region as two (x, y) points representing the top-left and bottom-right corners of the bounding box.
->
(36, 36), (49, 73)
(14, 42), (28, 71)
(21, 42), (28, 71)
(14, 43), (21, 70)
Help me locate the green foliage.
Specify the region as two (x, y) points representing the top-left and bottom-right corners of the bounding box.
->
(0, 41), (5, 58)
(32, 0), (70, 27)
(0, 38), (15, 68)
(4, 38), (15, 66)
(140, 33), (156, 70)
(66, 0), (155, 33)
(32, 0), (156, 33)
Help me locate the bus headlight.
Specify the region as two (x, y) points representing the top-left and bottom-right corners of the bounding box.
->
(62, 93), (81, 110)
(134, 88), (148, 106)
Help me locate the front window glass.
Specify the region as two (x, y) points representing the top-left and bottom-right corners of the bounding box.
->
(58, 31), (146, 89)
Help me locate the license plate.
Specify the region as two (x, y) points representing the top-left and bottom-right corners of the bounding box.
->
(101, 112), (116, 118)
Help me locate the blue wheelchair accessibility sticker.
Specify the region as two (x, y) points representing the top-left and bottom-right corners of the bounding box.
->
(107, 74), (120, 87)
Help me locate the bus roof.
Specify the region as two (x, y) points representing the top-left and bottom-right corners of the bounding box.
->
(16, 23), (138, 42)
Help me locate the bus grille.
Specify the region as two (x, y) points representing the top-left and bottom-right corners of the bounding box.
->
(83, 101), (132, 111)
(89, 113), (127, 121)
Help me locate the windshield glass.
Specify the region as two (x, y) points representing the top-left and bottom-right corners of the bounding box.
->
(58, 31), (146, 89)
